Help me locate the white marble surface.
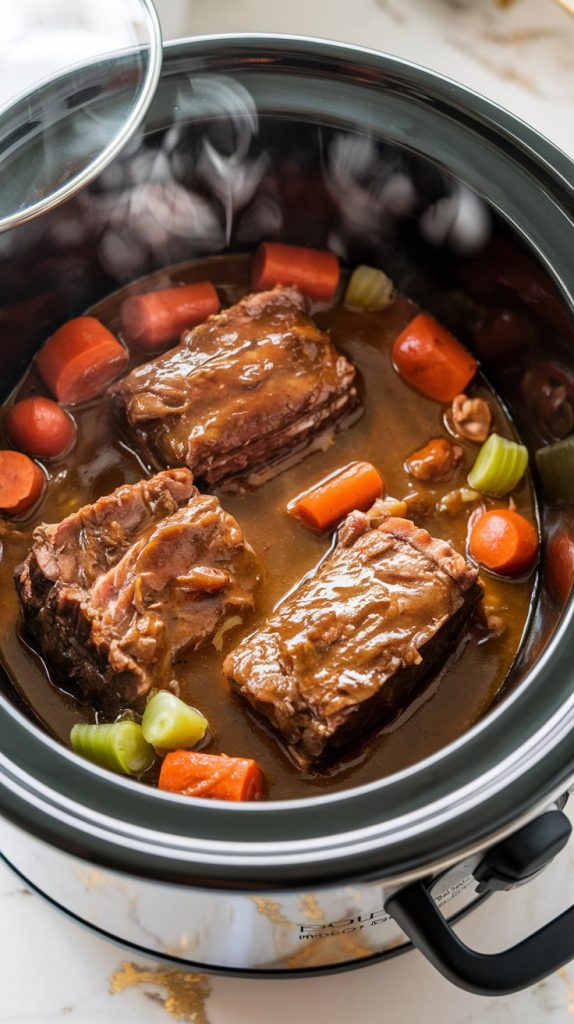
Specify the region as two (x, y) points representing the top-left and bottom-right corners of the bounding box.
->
(2, 0), (574, 1021)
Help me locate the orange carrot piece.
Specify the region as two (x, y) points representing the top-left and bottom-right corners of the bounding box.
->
(289, 461), (384, 532)
(5, 397), (76, 459)
(120, 281), (220, 353)
(158, 751), (265, 802)
(251, 242), (340, 302)
(36, 317), (128, 405)
(469, 509), (538, 576)
(392, 313), (477, 403)
(0, 450), (45, 515)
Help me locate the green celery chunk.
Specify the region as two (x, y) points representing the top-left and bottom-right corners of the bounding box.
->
(70, 721), (155, 776)
(535, 436), (574, 504)
(142, 691), (208, 751)
(468, 433), (528, 496)
(345, 265), (395, 311)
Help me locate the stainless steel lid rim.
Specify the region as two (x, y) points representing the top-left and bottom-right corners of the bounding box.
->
(1, 36), (574, 887)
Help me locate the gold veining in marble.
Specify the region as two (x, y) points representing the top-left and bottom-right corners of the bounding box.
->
(252, 896), (295, 928)
(481, 27), (564, 43)
(553, 0), (574, 16)
(110, 962), (211, 1023)
(164, 933), (194, 958)
(287, 932), (373, 969)
(449, 46), (536, 92)
(298, 893), (325, 922)
(429, 0), (574, 101)
(75, 868), (106, 890)
(557, 967), (574, 1014)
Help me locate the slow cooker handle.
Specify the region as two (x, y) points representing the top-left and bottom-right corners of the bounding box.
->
(385, 810), (574, 995)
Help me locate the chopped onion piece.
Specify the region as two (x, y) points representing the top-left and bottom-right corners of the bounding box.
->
(369, 496), (409, 521)
(212, 615), (243, 652)
(142, 691), (208, 751)
(437, 487), (480, 514)
(535, 436), (574, 504)
(468, 433), (528, 496)
(70, 721), (155, 776)
(345, 265), (395, 311)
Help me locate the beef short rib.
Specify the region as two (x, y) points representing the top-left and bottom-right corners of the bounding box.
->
(16, 469), (260, 707)
(224, 512), (483, 767)
(112, 287), (358, 488)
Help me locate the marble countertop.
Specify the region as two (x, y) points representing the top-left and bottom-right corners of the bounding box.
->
(2, 1), (574, 1022)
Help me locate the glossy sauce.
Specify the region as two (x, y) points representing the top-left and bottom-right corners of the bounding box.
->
(0, 255), (536, 799)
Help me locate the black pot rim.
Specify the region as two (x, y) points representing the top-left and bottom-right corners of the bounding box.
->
(1, 34), (574, 889)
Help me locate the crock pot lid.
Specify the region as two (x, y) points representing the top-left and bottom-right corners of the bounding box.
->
(0, 0), (162, 234)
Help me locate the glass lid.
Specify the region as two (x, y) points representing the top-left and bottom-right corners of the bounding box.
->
(0, 0), (162, 233)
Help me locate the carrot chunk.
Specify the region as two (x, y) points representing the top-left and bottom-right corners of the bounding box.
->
(289, 461), (384, 532)
(251, 242), (340, 302)
(36, 317), (128, 405)
(158, 751), (265, 801)
(120, 281), (220, 353)
(469, 509), (538, 576)
(0, 450), (45, 515)
(392, 313), (477, 402)
(5, 397), (76, 459)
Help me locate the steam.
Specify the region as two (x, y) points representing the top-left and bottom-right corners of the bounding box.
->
(196, 141), (268, 244)
(175, 77), (269, 244)
(97, 179), (222, 279)
(419, 185), (491, 256)
(322, 131), (490, 262)
(235, 197), (283, 243)
(91, 76), (270, 279)
(12, 73), (492, 288)
(323, 133), (418, 255)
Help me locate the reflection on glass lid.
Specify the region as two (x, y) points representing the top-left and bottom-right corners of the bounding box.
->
(0, 0), (162, 233)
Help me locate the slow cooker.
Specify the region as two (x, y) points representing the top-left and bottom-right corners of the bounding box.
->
(1, 32), (574, 996)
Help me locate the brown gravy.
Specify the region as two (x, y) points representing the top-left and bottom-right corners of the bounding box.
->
(0, 255), (536, 799)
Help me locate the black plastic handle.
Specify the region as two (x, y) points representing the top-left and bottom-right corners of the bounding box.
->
(386, 880), (574, 995)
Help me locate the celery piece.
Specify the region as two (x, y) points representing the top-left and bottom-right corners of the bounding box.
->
(468, 433), (529, 496)
(70, 721), (155, 776)
(535, 436), (574, 504)
(142, 691), (208, 751)
(345, 265), (395, 311)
